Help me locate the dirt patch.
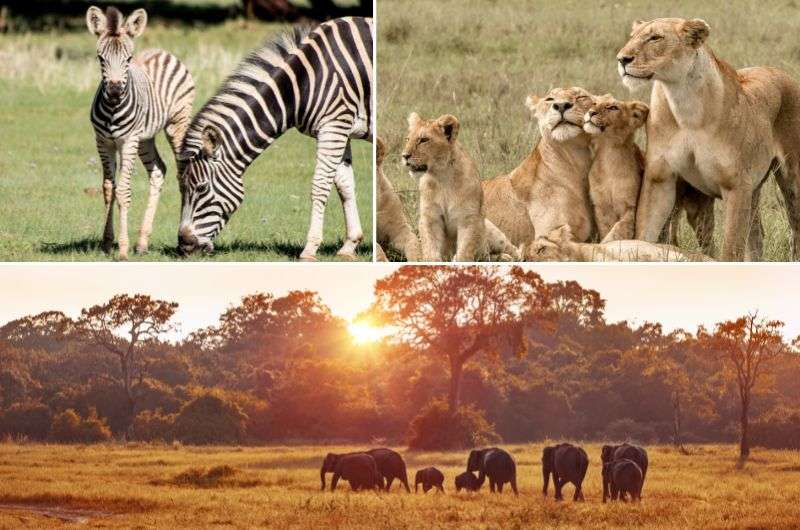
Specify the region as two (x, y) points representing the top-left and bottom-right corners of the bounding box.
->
(0, 503), (112, 524)
(150, 465), (263, 489)
(780, 465), (800, 472)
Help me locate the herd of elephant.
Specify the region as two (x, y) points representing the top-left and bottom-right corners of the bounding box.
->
(320, 443), (649, 503)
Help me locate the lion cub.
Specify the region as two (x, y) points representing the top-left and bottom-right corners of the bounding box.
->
(402, 113), (518, 261)
(376, 136), (421, 261)
(524, 225), (713, 262)
(483, 87), (595, 247)
(584, 94), (648, 242)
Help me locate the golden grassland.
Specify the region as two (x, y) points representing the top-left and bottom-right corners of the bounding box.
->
(377, 0), (800, 261)
(1, 442), (799, 528)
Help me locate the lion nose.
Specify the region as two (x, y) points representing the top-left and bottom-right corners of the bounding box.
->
(619, 56), (634, 66)
(401, 153), (410, 161)
(553, 102), (573, 113)
(588, 110), (597, 118)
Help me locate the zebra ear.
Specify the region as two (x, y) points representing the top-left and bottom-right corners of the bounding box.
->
(86, 6), (107, 36)
(201, 125), (223, 159)
(125, 9), (148, 38)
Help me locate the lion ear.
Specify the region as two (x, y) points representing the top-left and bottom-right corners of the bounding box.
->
(629, 101), (650, 125)
(631, 19), (647, 34)
(548, 224), (573, 243)
(407, 112), (421, 129)
(525, 94), (541, 112)
(201, 124), (223, 159)
(436, 114), (460, 143)
(681, 18), (710, 48)
(375, 136), (386, 166)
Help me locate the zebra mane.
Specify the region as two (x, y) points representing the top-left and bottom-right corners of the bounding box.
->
(105, 7), (123, 36)
(182, 24), (315, 155)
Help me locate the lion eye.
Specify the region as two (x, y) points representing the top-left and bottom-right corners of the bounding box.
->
(419, 137), (429, 144)
(537, 247), (546, 255)
(648, 34), (663, 42)
(609, 105), (620, 111)
(545, 97), (554, 102)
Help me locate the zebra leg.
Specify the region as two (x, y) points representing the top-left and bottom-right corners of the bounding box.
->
(333, 142), (363, 259)
(115, 137), (140, 260)
(136, 138), (166, 254)
(300, 130), (349, 261)
(96, 136), (117, 254)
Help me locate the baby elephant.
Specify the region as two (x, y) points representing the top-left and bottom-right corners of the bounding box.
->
(602, 459), (643, 502)
(414, 467), (444, 493)
(454, 471), (481, 492)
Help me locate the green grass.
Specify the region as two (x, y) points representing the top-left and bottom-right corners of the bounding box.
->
(1, 443), (799, 528)
(377, 0), (798, 261)
(0, 19), (372, 261)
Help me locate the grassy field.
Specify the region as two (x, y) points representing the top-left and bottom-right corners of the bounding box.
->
(0, 18), (372, 261)
(377, 0), (799, 261)
(0, 442), (798, 528)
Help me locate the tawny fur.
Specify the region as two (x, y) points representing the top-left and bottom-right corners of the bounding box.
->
(483, 87), (595, 247)
(584, 94), (648, 242)
(618, 17), (800, 261)
(376, 136), (421, 261)
(524, 225), (714, 262)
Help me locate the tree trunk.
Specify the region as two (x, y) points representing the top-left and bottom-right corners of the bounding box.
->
(740, 395), (750, 460)
(672, 390), (683, 449)
(449, 358), (463, 411)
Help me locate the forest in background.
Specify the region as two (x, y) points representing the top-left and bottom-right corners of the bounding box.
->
(1, 266), (798, 457)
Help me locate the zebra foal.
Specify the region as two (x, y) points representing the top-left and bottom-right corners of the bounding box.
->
(176, 17), (373, 260)
(87, 6), (195, 259)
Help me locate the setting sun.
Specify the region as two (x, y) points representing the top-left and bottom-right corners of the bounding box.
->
(348, 322), (389, 344)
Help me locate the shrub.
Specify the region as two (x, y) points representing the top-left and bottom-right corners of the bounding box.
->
(0, 401), (52, 440)
(407, 398), (500, 450)
(599, 417), (659, 445)
(172, 392), (247, 445)
(133, 410), (176, 442)
(752, 411), (800, 449)
(50, 408), (112, 443)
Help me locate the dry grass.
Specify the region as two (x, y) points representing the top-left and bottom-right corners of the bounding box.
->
(1, 442), (799, 528)
(377, 0), (799, 261)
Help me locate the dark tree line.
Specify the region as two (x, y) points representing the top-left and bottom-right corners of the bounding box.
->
(1, 267), (798, 460)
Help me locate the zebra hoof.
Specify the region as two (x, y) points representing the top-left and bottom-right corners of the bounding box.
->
(298, 255), (318, 262)
(115, 254), (129, 262)
(135, 246), (149, 255)
(336, 251), (357, 261)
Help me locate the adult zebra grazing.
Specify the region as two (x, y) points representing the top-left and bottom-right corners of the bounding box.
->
(87, 6), (195, 260)
(176, 17), (373, 260)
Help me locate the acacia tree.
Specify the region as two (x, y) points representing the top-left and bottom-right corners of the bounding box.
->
(370, 266), (548, 410)
(73, 294), (178, 436)
(699, 313), (786, 460)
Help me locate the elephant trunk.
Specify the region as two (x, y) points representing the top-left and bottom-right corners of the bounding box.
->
(542, 465), (550, 496)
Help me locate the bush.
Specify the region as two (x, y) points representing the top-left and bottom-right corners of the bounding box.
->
(0, 401), (52, 440)
(599, 417), (659, 445)
(407, 398), (500, 450)
(752, 411), (800, 449)
(173, 392), (247, 445)
(50, 408), (112, 443)
(133, 410), (176, 442)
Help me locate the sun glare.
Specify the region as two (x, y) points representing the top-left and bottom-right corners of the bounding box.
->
(348, 322), (388, 344)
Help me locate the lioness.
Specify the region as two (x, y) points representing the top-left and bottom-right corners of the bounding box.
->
(584, 94), (648, 242)
(376, 136), (420, 261)
(524, 225), (713, 262)
(402, 113), (519, 261)
(618, 17), (800, 261)
(483, 87), (595, 247)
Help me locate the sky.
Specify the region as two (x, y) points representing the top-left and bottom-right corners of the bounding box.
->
(1, 263), (799, 339)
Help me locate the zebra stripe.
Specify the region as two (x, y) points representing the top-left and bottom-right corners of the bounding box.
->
(177, 16), (373, 260)
(87, 6), (195, 259)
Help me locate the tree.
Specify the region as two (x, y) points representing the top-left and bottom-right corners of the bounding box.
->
(370, 266), (537, 410)
(72, 294), (178, 437)
(699, 313), (787, 460)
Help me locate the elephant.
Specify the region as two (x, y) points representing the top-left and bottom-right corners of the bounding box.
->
(466, 447), (518, 494)
(414, 466), (444, 493)
(320, 448), (409, 492)
(602, 459), (643, 502)
(542, 443), (589, 501)
(601, 443), (648, 501)
(323, 452), (382, 492)
(455, 471), (481, 492)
